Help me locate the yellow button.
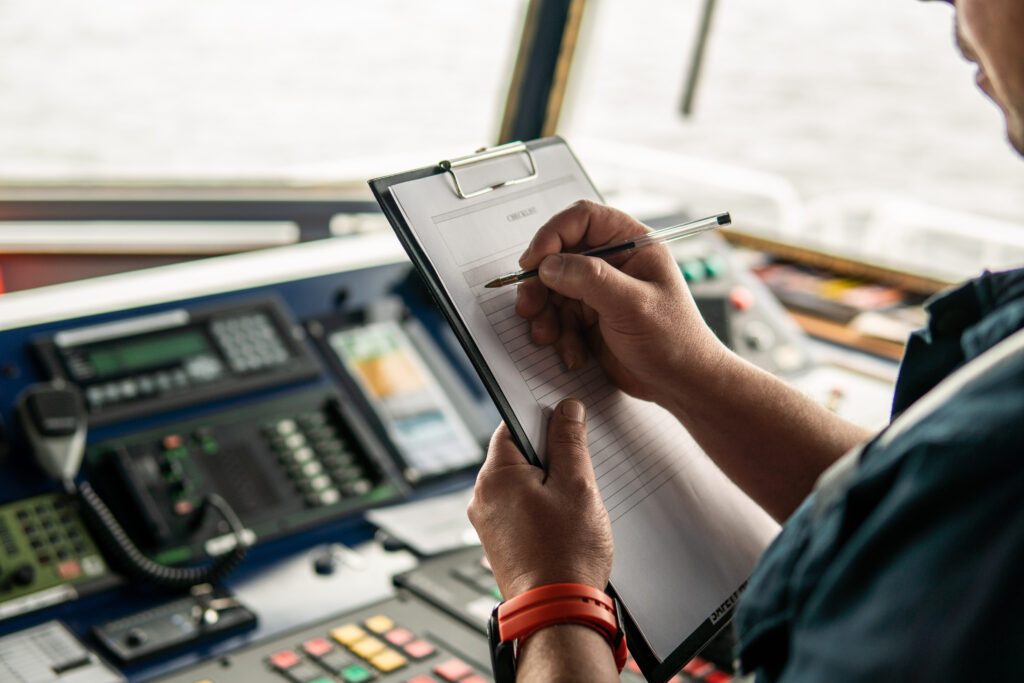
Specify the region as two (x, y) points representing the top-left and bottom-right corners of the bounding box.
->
(350, 636), (386, 659)
(369, 649), (408, 673)
(330, 624), (366, 646)
(364, 614), (394, 634)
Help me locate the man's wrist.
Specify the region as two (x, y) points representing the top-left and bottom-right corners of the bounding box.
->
(490, 582), (626, 678)
(517, 623), (620, 682)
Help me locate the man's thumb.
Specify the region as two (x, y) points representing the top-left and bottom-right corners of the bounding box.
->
(538, 253), (642, 319)
(546, 399), (594, 479)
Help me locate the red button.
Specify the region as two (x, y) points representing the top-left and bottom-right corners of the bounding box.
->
(682, 656), (714, 676)
(404, 639), (435, 659)
(461, 676), (488, 683)
(385, 627), (414, 646)
(729, 285), (755, 310)
(405, 676), (438, 683)
(705, 672), (733, 683)
(57, 560), (81, 579)
(302, 638), (333, 658)
(269, 650), (300, 670)
(162, 434), (183, 450)
(433, 657), (473, 681)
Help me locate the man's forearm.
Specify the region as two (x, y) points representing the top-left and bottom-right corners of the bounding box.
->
(515, 624), (619, 682)
(664, 351), (873, 521)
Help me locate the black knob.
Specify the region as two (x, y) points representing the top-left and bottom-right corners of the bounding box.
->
(13, 564), (35, 586)
(313, 553), (336, 576)
(125, 628), (148, 648)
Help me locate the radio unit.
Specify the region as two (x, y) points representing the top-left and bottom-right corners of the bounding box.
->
(33, 298), (320, 425)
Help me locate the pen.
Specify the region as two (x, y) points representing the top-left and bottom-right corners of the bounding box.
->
(484, 212), (731, 288)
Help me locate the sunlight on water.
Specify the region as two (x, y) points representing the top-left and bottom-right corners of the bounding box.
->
(1, 0), (1022, 236)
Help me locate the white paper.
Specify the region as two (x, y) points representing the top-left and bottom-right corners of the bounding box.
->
(366, 487), (480, 557)
(389, 141), (779, 658)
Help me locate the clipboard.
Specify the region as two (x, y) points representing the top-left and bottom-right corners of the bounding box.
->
(369, 137), (778, 682)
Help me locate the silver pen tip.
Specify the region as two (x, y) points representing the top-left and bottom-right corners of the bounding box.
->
(485, 274), (518, 288)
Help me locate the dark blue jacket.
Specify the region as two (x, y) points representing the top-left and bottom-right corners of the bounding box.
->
(735, 268), (1024, 681)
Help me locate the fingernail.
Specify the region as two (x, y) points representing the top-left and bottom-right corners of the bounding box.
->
(560, 399), (586, 423)
(518, 249), (531, 268)
(539, 254), (564, 283)
(563, 352), (578, 370)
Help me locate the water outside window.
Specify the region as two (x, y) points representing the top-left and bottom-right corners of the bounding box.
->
(1, 0), (1021, 279)
(562, 0), (1024, 279)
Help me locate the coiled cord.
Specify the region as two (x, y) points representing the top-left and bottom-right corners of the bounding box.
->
(74, 479), (248, 591)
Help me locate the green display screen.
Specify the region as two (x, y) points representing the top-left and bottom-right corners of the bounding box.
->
(85, 331), (209, 377)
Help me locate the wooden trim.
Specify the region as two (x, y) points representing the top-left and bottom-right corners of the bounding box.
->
(787, 311), (906, 361)
(720, 228), (952, 296)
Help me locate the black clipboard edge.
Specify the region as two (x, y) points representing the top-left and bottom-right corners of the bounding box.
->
(369, 136), (729, 682)
(614, 581), (741, 682)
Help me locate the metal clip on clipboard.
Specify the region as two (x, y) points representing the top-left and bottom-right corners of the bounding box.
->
(439, 141), (539, 199)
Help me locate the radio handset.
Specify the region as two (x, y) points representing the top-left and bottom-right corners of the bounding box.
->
(15, 381), (86, 488)
(15, 382), (249, 591)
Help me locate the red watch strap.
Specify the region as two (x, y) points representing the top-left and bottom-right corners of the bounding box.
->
(501, 600), (613, 641)
(499, 583), (614, 618)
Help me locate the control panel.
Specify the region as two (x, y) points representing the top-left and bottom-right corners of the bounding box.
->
(0, 229), (838, 683)
(92, 585), (258, 665)
(0, 259), (500, 630)
(83, 388), (404, 564)
(34, 299), (320, 426)
(151, 592), (494, 683)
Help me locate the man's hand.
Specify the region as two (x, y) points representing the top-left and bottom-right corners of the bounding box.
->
(467, 398), (613, 600)
(516, 200), (727, 407)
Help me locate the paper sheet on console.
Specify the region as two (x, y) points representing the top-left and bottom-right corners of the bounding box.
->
(390, 144), (779, 658)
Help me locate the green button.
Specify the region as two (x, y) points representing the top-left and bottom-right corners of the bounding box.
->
(311, 678), (334, 683)
(702, 254), (727, 278)
(680, 259), (706, 283)
(340, 664), (374, 683)
(202, 439), (219, 455)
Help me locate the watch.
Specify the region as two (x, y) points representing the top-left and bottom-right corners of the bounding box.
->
(487, 582), (627, 682)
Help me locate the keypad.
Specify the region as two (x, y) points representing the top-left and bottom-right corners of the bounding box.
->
(263, 612), (488, 683)
(211, 313), (290, 374)
(2, 496), (105, 582)
(0, 494), (111, 614)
